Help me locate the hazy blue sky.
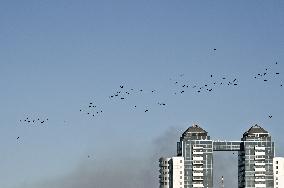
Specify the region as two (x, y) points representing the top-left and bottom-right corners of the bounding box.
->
(0, 1), (283, 188)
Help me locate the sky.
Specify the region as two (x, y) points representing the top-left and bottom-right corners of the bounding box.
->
(0, 0), (284, 188)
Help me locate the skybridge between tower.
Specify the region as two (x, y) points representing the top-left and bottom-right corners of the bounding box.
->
(213, 141), (241, 151)
(162, 124), (275, 188)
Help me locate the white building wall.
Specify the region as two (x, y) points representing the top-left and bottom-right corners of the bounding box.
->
(274, 157), (284, 188)
(170, 157), (184, 188)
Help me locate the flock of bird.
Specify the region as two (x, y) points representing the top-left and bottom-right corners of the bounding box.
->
(107, 85), (165, 113)
(79, 102), (103, 117)
(17, 60), (282, 152)
(19, 116), (49, 125)
(253, 62), (282, 87)
(171, 74), (239, 95)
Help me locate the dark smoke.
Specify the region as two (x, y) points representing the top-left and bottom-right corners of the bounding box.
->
(14, 126), (247, 188)
(13, 127), (181, 188)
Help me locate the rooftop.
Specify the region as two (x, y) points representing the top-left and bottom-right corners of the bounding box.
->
(182, 124), (208, 138)
(243, 124), (269, 138)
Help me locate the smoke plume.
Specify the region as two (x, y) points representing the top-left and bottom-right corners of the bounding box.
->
(14, 127), (181, 188)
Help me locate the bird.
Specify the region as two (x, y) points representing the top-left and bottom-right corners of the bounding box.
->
(213, 48), (216, 51)
(145, 109), (149, 112)
(269, 115), (272, 119)
(17, 137), (20, 139)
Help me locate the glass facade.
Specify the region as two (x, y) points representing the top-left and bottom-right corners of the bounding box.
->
(177, 125), (213, 188)
(160, 124), (275, 188)
(238, 127), (274, 188)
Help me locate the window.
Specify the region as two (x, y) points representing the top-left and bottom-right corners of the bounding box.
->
(180, 171), (182, 174)
(180, 160), (183, 163)
(276, 166), (278, 169)
(180, 176), (182, 179)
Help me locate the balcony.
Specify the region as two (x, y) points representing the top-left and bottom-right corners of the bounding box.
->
(255, 184), (266, 188)
(255, 178), (265, 182)
(193, 156), (203, 161)
(193, 146), (203, 149)
(255, 173), (265, 176)
(193, 183), (204, 187)
(193, 172), (204, 176)
(193, 161), (203, 165)
(255, 151), (265, 156)
(193, 151), (203, 155)
(255, 162), (265, 166)
(255, 146), (265, 150)
(255, 168), (266, 172)
(193, 177), (203, 181)
(193, 167), (203, 171)
(255, 156), (265, 160)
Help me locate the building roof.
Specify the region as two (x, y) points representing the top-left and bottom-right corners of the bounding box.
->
(243, 124), (269, 137)
(246, 124), (268, 134)
(182, 124), (208, 137)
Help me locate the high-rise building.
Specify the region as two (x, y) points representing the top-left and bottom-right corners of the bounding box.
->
(238, 125), (274, 188)
(159, 124), (275, 188)
(177, 125), (213, 188)
(273, 157), (284, 188)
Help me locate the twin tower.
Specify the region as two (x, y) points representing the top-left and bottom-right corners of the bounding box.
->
(159, 124), (274, 188)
